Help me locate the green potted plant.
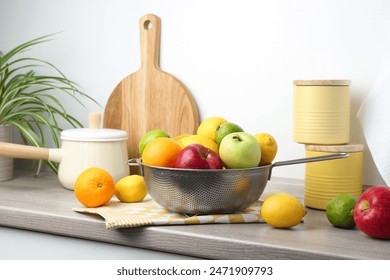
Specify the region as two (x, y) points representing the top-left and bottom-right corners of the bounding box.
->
(0, 34), (99, 180)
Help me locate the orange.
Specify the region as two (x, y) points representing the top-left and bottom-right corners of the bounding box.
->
(74, 167), (115, 208)
(142, 137), (182, 167)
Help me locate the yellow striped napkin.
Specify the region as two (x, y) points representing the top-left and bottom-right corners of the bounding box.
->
(73, 196), (263, 229)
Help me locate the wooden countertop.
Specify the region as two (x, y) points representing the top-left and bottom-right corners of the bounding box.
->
(1, 169), (389, 260)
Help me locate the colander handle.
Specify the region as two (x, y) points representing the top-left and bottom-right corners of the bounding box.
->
(268, 152), (349, 179)
(127, 158), (144, 175)
(272, 152), (349, 167)
(128, 158), (142, 166)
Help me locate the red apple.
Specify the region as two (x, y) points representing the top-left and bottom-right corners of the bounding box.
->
(175, 144), (223, 169)
(354, 186), (390, 239)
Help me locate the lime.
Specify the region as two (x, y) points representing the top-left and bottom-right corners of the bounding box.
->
(215, 122), (244, 145)
(261, 193), (307, 228)
(139, 129), (170, 155)
(326, 194), (357, 229)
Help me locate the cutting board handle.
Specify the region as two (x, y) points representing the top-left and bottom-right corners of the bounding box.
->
(139, 14), (161, 70)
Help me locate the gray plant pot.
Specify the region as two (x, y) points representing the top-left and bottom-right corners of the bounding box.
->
(0, 124), (14, 181)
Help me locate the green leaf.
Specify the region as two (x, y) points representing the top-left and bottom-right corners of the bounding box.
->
(0, 33), (101, 175)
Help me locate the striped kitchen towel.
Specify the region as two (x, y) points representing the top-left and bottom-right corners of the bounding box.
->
(73, 196), (263, 229)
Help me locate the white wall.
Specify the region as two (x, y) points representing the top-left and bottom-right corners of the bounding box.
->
(1, 0), (389, 185)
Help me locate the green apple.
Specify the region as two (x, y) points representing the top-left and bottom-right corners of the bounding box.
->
(215, 122), (244, 145)
(139, 129), (170, 155)
(219, 132), (261, 169)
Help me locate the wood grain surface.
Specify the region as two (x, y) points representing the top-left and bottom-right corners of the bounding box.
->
(305, 144), (364, 153)
(293, 80), (351, 86)
(1, 170), (389, 260)
(104, 14), (199, 166)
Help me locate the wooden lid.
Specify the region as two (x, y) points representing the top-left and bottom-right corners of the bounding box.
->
(293, 80), (351, 86)
(305, 144), (364, 153)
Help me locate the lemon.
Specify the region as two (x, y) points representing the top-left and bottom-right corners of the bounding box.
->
(197, 116), (227, 141)
(178, 134), (219, 154)
(254, 133), (278, 165)
(173, 133), (191, 141)
(261, 193), (307, 228)
(139, 129), (170, 155)
(115, 175), (147, 203)
(326, 194), (357, 229)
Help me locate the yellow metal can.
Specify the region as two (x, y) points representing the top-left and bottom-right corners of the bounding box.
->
(293, 80), (350, 144)
(304, 144), (363, 210)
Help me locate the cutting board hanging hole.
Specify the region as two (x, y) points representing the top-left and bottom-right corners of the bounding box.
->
(144, 20), (152, 30)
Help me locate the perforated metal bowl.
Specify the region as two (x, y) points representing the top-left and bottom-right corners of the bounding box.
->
(129, 153), (348, 215)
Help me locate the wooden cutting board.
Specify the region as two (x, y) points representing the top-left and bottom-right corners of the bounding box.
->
(103, 14), (199, 165)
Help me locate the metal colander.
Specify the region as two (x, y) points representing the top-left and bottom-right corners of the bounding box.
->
(129, 153), (348, 215)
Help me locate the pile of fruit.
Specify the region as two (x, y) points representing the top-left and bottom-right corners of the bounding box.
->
(136, 117), (311, 229)
(139, 116), (278, 170)
(72, 116), (308, 231)
(326, 186), (390, 239)
(72, 116), (279, 209)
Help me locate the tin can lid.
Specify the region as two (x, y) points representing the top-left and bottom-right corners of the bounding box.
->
(305, 144), (364, 153)
(293, 80), (351, 86)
